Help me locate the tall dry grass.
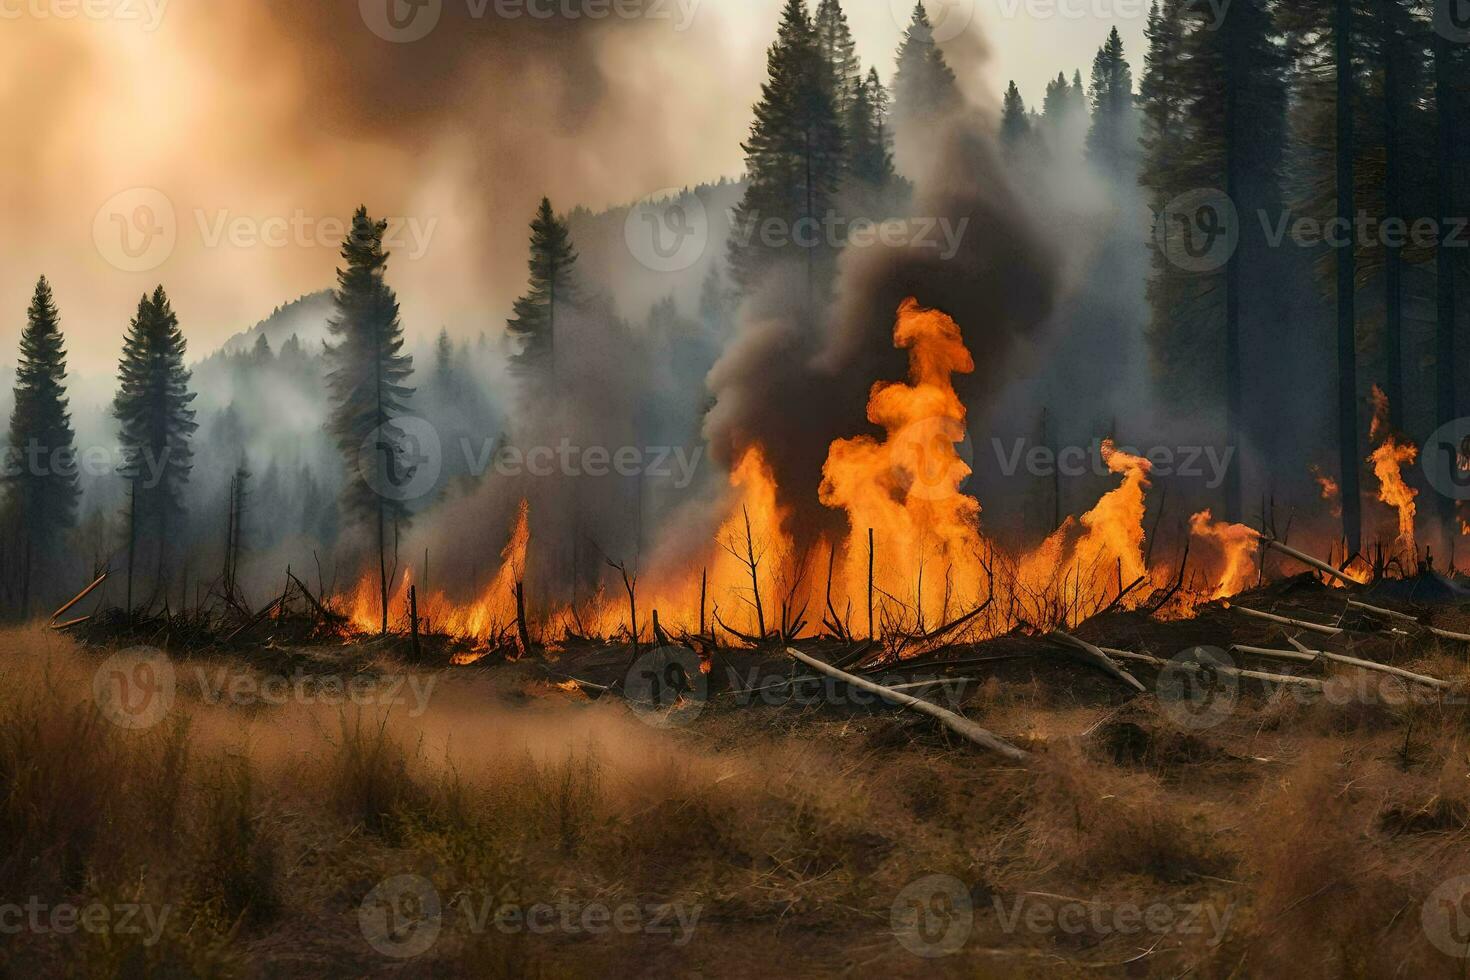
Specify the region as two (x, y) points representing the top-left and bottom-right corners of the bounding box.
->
(2, 627), (1470, 976)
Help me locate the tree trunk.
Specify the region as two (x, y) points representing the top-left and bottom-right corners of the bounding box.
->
(1384, 35), (1404, 429)
(377, 500), (388, 636)
(1223, 12), (1243, 523)
(1335, 0), (1362, 554)
(126, 480), (137, 618)
(1435, 31), (1458, 541)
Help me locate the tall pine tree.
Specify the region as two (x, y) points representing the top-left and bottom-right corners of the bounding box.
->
(1086, 28), (1138, 178)
(892, 2), (960, 121)
(814, 0), (860, 117)
(728, 0), (845, 301)
(507, 198), (578, 378)
(115, 285), (197, 611)
(4, 276), (78, 615)
(1001, 80), (1032, 150)
(325, 207), (414, 635)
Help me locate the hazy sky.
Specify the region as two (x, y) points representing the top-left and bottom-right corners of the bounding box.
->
(0, 0), (1143, 376)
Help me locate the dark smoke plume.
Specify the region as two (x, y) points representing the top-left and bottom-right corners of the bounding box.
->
(704, 107), (1061, 543)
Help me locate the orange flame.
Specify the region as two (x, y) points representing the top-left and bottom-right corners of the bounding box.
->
(819, 298), (989, 628)
(1366, 385), (1418, 557)
(1188, 510), (1259, 599)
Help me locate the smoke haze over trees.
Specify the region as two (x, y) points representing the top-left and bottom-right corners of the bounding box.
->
(1, 0), (1467, 620)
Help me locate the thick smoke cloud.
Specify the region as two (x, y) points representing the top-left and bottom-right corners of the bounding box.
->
(704, 106), (1061, 543)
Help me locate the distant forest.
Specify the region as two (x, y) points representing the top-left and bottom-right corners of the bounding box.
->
(2, 0), (1468, 621)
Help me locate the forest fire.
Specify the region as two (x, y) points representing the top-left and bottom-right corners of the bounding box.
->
(336, 299), (1281, 651)
(1368, 385), (1420, 557)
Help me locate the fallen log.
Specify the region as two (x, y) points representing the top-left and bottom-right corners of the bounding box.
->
(1345, 598), (1419, 624)
(1283, 635), (1450, 690)
(1099, 646), (1325, 690)
(785, 647), (1030, 762)
(1048, 631), (1147, 693)
(1228, 604), (1343, 636)
(50, 572), (109, 623)
(1257, 534), (1359, 587)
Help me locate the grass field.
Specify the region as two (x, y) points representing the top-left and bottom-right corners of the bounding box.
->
(4, 625), (1470, 977)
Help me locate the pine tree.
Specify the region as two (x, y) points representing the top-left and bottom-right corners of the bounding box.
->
(814, 0), (860, 117)
(506, 198), (578, 376)
(4, 276), (78, 615)
(434, 327), (453, 385)
(325, 207), (415, 634)
(844, 73), (895, 190)
(728, 0), (846, 300)
(1001, 80), (1032, 149)
(1086, 28), (1137, 177)
(892, 2), (960, 120)
(114, 285), (197, 609)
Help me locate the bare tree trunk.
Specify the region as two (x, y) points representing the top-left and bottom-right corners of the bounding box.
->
(377, 500), (388, 636)
(1335, 0), (1362, 554)
(126, 480), (137, 618)
(1435, 30), (1458, 544)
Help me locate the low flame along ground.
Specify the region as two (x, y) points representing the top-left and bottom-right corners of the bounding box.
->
(346, 299), (1432, 648)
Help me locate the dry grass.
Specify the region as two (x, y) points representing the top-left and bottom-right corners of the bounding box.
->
(2, 626), (1470, 977)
